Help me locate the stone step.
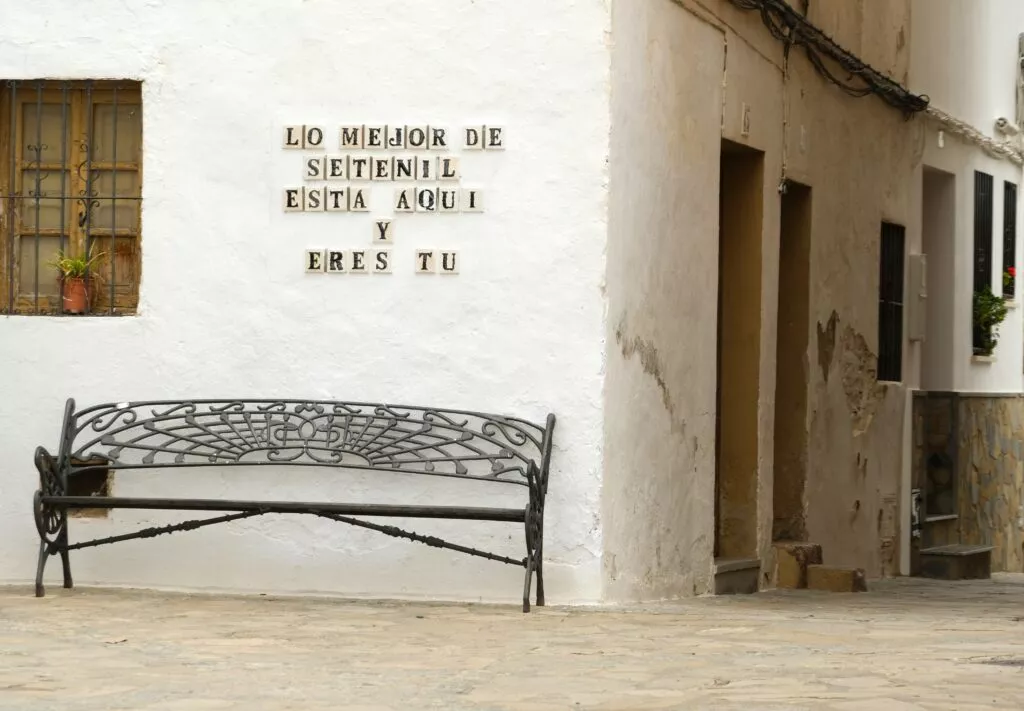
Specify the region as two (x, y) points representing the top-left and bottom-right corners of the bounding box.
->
(773, 541), (823, 589)
(919, 544), (993, 580)
(714, 557), (760, 595)
(807, 564), (868, 592)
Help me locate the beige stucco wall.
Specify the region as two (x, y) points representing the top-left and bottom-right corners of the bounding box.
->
(604, 0), (919, 601)
(603, 0), (723, 601)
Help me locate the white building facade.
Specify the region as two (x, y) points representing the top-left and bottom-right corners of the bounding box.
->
(0, 0), (610, 603)
(907, 0), (1024, 572)
(2, 0), (1022, 604)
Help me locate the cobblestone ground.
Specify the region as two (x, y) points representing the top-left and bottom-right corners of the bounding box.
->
(3, 576), (1024, 710)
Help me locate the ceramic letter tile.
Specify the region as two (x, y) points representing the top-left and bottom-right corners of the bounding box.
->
(461, 188), (484, 213)
(437, 156), (460, 181)
(463, 126), (484, 150)
(326, 250), (346, 273)
(387, 125), (407, 150)
(373, 220), (394, 244)
(373, 249), (392, 273)
(349, 188), (370, 212)
(484, 125), (505, 150)
(439, 251), (459, 274)
(284, 188), (304, 212)
(283, 125), (304, 149)
(325, 156), (348, 180)
(349, 250), (369, 274)
(339, 125), (365, 149)
(429, 127), (449, 150)
(416, 188), (438, 213)
(304, 125), (326, 150)
(438, 188), (459, 213)
(305, 249), (325, 272)
(415, 157), (433, 181)
(392, 157), (415, 181)
(365, 125), (386, 149)
(304, 186), (325, 211)
(348, 156), (372, 181)
(372, 157), (391, 181)
(407, 126), (429, 150)
(394, 188), (415, 213)
(325, 187), (348, 212)
(304, 156), (325, 180)
(416, 250), (436, 274)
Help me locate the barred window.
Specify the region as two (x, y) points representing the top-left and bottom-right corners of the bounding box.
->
(973, 171), (994, 295)
(1005, 181), (1018, 298)
(1, 80), (142, 315)
(878, 222), (905, 382)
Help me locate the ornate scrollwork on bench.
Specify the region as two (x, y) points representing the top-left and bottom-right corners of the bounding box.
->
(32, 447), (65, 546)
(33, 398), (556, 612)
(69, 400), (546, 485)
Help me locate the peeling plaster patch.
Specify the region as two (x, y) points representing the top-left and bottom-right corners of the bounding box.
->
(816, 310), (838, 383)
(840, 325), (886, 437)
(615, 318), (685, 435)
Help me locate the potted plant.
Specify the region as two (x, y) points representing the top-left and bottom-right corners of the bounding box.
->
(50, 249), (104, 315)
(972, 285), (1009, 357)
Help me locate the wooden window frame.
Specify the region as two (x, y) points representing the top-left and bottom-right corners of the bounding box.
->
(0, 80), (142, 315)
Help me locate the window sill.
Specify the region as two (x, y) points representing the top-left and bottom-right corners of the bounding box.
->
(1005, 299), (1019, 309)
(971, 354), (996, 364)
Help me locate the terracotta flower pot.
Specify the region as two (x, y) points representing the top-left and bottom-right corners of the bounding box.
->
(62, 277), (89, 314)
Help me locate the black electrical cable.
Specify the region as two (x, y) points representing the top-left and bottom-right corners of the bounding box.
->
(729, 0), (929, 115)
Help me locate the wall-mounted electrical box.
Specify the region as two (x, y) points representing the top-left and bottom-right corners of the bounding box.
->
(908, 253), (927, 342)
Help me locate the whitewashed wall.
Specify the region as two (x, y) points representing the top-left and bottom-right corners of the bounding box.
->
(910, 0), (1024, 394)
(0, 0), (610, 603)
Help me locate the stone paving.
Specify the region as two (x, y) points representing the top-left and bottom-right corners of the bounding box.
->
(2, 576), (1024, 710)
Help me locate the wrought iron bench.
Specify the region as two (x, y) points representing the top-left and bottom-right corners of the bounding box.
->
(32, 399), (555, 612)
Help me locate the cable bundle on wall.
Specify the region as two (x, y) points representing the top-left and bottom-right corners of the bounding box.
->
(728, 0), (929, 115)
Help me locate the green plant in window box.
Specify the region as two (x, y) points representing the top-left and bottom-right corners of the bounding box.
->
(973, 285), (1009, 357)
(1004, 266), (1017, 297)
(49, 249), (104, 315)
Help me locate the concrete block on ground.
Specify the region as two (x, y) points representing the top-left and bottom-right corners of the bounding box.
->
(773, 541), (823, 589)
(807, 564), (867, 592)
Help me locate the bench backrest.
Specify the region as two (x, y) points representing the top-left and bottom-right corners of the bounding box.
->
(56, 399), (555, 490)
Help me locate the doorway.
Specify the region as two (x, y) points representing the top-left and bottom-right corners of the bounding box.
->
(772, 181), (812, 542)
(921, 167), (956, 390)
(714, 141), (764, 561)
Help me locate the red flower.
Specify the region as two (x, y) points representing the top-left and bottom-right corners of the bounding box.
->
(1010, 267), (1017, 277)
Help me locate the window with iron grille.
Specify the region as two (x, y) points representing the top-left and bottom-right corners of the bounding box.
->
(972, 171), (995, 351)
(878, 222), (905, 382)
(1, 80), (142, 315)
(973, 171), (994, 294)
(1005, 181), (1018, 298)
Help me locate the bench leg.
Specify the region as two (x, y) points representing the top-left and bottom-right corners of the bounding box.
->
(522, 553), (534, 614)
(535, 548), (545, 608)
(58, 528), (73, 590)
(34, 541), (49, 598)
(523, 506), (541, 613)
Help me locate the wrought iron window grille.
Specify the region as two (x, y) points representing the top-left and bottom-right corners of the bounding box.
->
(1, 79), (142, 316)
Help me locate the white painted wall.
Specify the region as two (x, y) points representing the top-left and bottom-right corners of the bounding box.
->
(911, 0), (1024, 136)
(0, 0), (610, 603)
(911, 0), (1024, 394)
